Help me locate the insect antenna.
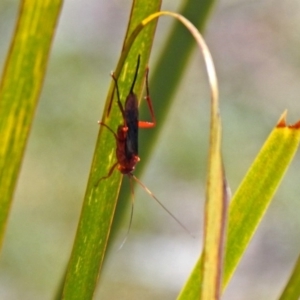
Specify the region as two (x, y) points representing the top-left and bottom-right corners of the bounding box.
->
(110, 72), (126, 119)
(131, 174), (194, 238)
(117, 175), (136, 251)
(129, 55), (141, 93)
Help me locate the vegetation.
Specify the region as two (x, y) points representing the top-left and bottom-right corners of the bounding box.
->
(0, 0), (299, 299)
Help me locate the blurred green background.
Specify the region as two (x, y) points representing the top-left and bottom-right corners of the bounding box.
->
(1, 0), (300, 299)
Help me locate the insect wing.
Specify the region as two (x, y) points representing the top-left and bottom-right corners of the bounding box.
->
(124, 93), (139, 159)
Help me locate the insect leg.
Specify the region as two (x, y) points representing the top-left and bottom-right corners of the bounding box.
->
(98, 121), (118, 139)
(94, 161), (118, 187)
(95, 122), (119, 186)
(138, 66), (156, 128)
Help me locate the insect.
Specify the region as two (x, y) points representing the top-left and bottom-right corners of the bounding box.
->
(99, 55), (155, 178)
(98, 55), (192, 243)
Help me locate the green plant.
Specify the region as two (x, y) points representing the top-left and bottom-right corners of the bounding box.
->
(1, 0), (300, 299)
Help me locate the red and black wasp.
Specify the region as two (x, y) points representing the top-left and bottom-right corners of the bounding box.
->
(99, 55), (155, 179)
(98, 55), (192, 243)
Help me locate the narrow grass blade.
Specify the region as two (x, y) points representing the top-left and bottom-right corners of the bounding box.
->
(0, 0), (62, 248)
(201, 166), (228, 300)
(61, 2), (162, 299)
(278, 254), (300, 300)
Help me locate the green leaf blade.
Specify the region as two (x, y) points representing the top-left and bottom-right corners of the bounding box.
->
(279, 254), (300, 300)
(0, 0), (62, 247)
(224, 113), (300, 288)
(62, 2), (162, 299)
